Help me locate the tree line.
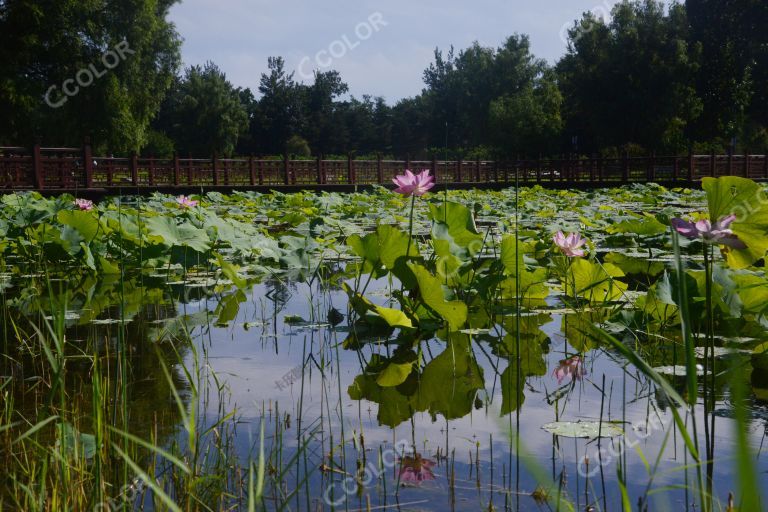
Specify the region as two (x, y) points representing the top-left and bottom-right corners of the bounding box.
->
(0, 0), (766, 159)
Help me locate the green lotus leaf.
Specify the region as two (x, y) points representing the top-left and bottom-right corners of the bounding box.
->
(703, 176), (768, 269)
(145, 216), (211, 253)
(409, 263), (467, 331)
(567, 258), (627, 303)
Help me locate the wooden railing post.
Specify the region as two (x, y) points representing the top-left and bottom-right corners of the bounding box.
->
(520, 156), (527, 184)
(83, 139), (94, 188)
(743, 152), (749, 178)
(598, 155), (604, 182)
(547, 157), (554, 183)
(710, 150), (716, 177)
(688, 149), (694, 181)
(431, 156), (438, 183)
(764, 151), (768, 179)
(316, 155), (323, 184)
(589, 155), (595, 182)
(405, 154), (411, 172)
(148, 156), (155, 186)
(456, 157), (463, 183)
(173, 152), (181, 186)
(212, 152), (219, 186)
(130, 152), (139, 185)
(283, 152), (290, 185)
(536, 154), (542, 183)
(622, 150), (629, 182)
(347, 153), (355, 184)
(187, 154), (193, 185)
(648, 152), (656, 182)
(727, 147), (733, 176)
(474, 158), (480, 182)
(673, 156), (679, 182)
(376, 153), (383, 184)
(32, 143), (44, 190)
(249, 155), (256, 186)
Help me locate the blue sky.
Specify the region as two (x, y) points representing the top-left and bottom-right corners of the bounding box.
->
(169, 0), (662, 102)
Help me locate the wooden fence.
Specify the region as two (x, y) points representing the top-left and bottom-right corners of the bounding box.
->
(1, 144), (768, 191)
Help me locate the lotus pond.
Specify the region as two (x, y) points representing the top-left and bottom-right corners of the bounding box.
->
(1, 179), (768, 511)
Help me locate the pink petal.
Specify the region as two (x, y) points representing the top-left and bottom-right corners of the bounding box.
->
(394, 185), (416, 195)
(695, 220), (712, 233)
(671, 218), (699, 238)
(717, 234), (747, 249)
(715, 214), (737, 230)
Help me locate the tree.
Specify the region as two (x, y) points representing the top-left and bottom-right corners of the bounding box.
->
(304, 71), (349, 155)
(0, 0), (181, 152)
(421, 35), (553, 153)
(157, 63), (248, 156)
(286, 135), (311, 157)
(255, 57), (304, 154)
(557, 1), (701, 153)
(687, 0), (768, 149)
(489, 71), (563, 156)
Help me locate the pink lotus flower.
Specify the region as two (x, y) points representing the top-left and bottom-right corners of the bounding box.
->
(176, 195), (198, 208)
(671, 214), (746, 249)
(73, 198), (94, 211)
(553, 231), (587, 257)
(392, 169), (435, 196)
(398, 454), (436, 484)
(553, 356), (585, 385)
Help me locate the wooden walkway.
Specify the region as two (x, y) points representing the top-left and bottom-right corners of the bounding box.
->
(1, 145), (767, 194)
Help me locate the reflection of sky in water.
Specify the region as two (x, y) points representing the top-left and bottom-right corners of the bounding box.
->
(177, 277), (768, 510)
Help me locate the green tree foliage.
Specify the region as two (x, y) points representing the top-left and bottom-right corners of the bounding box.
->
(489, 70), (563, 156)
(253, 57), (304, 154)
(0, 0), (180, 152)
(2, 0), (766, 159)
(687, 0), (768, 149)
(286, 135), (311, 157)
(156, 62), (248, 156)
(304, 71), (349, 155)
(421, 36), (548, 150)
(557, 0), (701, 153)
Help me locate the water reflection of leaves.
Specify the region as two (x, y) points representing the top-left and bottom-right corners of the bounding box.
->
(348, 335), (485, 426)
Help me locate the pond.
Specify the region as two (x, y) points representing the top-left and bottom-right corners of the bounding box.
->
(1, 180), (767, 511)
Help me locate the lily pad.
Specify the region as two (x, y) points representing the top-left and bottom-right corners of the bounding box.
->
(542, 421), (624, 438)
(652, 365), (704, 376)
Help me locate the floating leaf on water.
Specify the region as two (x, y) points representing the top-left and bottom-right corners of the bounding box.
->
(283, 315), (306, 325)
(242, 321), (268, 329)
(56, 422), (97, 460)
(295, 323), (331, 330)
(694, 347), (748, 358)
(653, 365), (704, 376)
(459, 328), (491, 335)
(90, 318), (125, 325)
(713, 336), (758, 345)
(43, 311), (81, 321)
(541, 421), (624, 438)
